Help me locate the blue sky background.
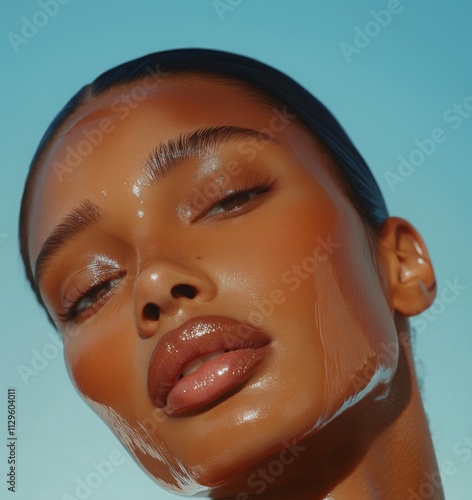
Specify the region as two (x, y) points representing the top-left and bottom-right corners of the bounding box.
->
(1, 1), (471, 498)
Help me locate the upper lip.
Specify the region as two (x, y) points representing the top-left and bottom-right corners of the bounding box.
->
(147, 315), (271, 410)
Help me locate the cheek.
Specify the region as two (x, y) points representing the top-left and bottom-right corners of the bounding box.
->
(63, 314), (147, 415)
(312, 222), (399, 424)
(62, 319), (188, 488)
(209, 193), (342, 434)
(231, 189), (398, 430)
(208, 188), (340, 322)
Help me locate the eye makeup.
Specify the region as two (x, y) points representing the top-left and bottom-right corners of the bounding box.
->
(58, 256), (125, 324)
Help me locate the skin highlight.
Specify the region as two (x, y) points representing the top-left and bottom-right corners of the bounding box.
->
(24, 75), (441, 498)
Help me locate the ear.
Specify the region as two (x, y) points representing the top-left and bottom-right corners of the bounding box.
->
(378, 217), (436, 316)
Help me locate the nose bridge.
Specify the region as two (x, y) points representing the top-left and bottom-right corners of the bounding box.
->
(134, 257), (216, 337)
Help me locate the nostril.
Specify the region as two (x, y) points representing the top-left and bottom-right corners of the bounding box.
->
(171, 284), (198, 299)
(143, 303), (160, 321)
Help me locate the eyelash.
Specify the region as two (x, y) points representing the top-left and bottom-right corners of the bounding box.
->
(197, 173), (278, 220)
(58, 174), (278, 324)
(58, 271), (124, 323)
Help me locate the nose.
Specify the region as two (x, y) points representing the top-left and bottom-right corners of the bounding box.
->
(134, 260), (217, 338)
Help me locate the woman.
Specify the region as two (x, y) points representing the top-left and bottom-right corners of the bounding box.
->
(19, 49), (442, 498)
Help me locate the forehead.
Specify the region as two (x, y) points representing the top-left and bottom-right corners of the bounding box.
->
(62, 74), (276, 135)
(27, 75), (334, 269)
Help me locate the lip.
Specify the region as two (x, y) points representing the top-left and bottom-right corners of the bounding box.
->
(147, 316), (271, 416)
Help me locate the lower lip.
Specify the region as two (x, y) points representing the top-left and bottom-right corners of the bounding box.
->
(164, 346), (270, 416)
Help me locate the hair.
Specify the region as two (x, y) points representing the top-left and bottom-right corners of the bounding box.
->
(19, 48), (389, 318)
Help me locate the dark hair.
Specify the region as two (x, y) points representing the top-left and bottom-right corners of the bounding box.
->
(19, 48), (388, 315)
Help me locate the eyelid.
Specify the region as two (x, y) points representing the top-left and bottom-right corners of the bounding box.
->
(191, 171), (278, 222)
(58, 267), (125, 324)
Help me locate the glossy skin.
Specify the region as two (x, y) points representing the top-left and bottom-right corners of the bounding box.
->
(26, 76), (441, 498)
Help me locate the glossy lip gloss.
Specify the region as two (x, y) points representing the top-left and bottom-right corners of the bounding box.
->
(147, 316), (272, 416)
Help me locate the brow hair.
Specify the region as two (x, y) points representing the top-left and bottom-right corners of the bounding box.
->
(142, 125), (275, 183)
(34, 200), (103, 288)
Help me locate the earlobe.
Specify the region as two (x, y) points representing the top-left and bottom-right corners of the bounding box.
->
(378, 217), (436, 316)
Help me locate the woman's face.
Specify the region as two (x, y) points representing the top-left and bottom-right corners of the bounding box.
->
(27, 76), (399, 494)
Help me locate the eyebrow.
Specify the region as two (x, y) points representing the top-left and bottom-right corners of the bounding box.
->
(34, 200), (103, 288)
(34, 126), (276, 289)
(142, 125), (276, 182)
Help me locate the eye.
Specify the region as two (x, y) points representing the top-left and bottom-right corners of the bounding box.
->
(74, 277), (121, 315)
(59, 272), (125, 323)
(206, 190), (259, 217)
(201, 174), (278, 220)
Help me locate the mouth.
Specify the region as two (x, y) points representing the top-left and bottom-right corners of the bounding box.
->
(147, 316), (272, 416)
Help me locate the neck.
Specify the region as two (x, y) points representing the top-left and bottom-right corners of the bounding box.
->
(322, 349), (443, 499)
(212, 320), (444, 499)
